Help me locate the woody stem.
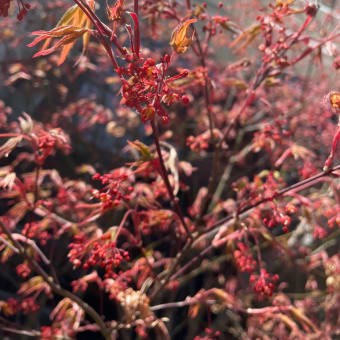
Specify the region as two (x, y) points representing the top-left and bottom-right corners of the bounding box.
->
(151, 119), (192, 240)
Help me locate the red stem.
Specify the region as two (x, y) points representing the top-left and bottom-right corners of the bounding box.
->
(134, 0), (138, 15)
(73, 0), (111, 37)
(151, 119), (192, 239)
(125, 24), (135, 56)
(324, 126), (340, 171)
(128, 12), (140, 59)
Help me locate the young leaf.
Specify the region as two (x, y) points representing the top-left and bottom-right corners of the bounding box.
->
(170, 19), (197, 54)
(27, 1), (95, 65)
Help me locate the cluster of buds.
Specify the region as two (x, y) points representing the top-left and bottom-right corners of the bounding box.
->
(233, 242), (257, 273)
(85, 237), (130, 278)
(36, 131), (61, 165)
(22, 222), (50, 245)
(138, 209), (174, 235)
(262, 202), (295, 233)
(68, 232), (130, 278)
(325, 206), (340, 229)
(0, 297), (39, 316)
(104, 278), (127, 300)
(299, 159), (318, 179)
(194, 328), (221, 340)
(119, 56), (189, 124)
(252, 121), (285, 153)
(312, 225), (328, 240)
(40, 327), (64, 340)
(0, 114), (70, 166)
(52, 99), (114, 132)
(92, 170), (134, 210)
(233, 172), (284, 211)
(203, 15), (232, 37)
(250, 268), (279, 299)
(16, 261), (31, 278)
(186, 129), (223, 152)
(263, 213), (290, 231)
(68, 233), (89, 269)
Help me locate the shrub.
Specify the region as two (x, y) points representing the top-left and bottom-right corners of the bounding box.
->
(1, 0), (340, 339)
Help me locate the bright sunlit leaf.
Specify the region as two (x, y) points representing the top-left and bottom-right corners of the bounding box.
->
(27, 1), (95, 65)
(170, 19), (197, 54)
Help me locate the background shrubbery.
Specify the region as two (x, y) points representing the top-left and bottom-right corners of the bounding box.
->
(1, 0), (340, 339)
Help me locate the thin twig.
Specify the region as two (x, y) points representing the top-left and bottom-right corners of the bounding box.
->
(202, 165), (340, 239)
(151, 119), (192, 239)
(150, 239), (193, 300)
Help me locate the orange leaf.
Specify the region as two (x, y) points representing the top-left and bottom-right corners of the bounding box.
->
(28, 1), (95, 65)
(32, 31), (86, 59)
(330, 92), (340, 110)
(229, 24), (261, 51)
(170, 19), (197, 54)
(58, 43), (74, 66)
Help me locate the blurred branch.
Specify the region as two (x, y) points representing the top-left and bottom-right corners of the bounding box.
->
(0, 221), (112, 340)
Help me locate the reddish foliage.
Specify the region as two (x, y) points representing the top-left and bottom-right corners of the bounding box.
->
(1, 0), (340, 339)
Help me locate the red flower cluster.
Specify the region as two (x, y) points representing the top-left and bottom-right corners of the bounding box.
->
(92, 170), (133, 210)
(51, 99), (114, 132)
(22, 222), (50, 245)
(194, 328), (221, 340)
(138, 209), (174, 235)
(0, 297), (39, 316)
(187, 129), (224, 152)
(261, 201), (295, 233)
(16, 262), (31, 278)
(40, 327), (64, 340)
(2, 0), (340, 338)
(68, 232), (130, 278)
(325, 206), (340, 229)
(36, 130), (66, 165)
(233, 242), (257, 273)
(85, 238), (130, 278)
(250, 269), (279, 299)
(119, 55), (189, 124)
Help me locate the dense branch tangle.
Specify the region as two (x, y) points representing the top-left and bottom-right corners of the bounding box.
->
(1, 0), (340, 339)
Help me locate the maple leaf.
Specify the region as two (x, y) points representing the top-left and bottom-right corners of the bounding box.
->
(330, 92), (340, 110)
(127, 140), (153, 162)
(27, 1), (95, 65)
(170, 19), (197, 54)
(229, 24), (262, 52)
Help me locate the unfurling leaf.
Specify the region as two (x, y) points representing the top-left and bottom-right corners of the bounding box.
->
(229, 24), (261, 51)
(170, 19), (197, 54)
(127, 140), (153, 161)
(27, 1), (95, 65)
